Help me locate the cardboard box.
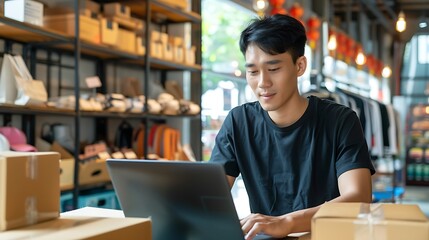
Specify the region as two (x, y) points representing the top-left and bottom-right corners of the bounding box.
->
(312, 202), (429, 240)
(0, 207), (152, 239)
(0, 151), (60, 231)
(5, 0), (44, 26)
(136, 36), (146, 56)
(116, 28), (136, 53)
(100, 17), (118, 46)
(50, 142), (75, 191)
(103, 3), (130, 19)
(44, 0), (100, 14)
(185, 46), (196, 65)
(150, 30), (163, 59)
(44, 13), (100, 44)
(79, 159), (110, 186)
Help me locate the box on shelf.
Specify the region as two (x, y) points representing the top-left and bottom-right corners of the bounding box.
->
(4, 0), (44, 26)
(150, 30), (163, 59)
(0, 208), (151, 239)
(158, 0), (189, 11)
(185, 46), (196, 65)
(136, 36), (146, 56)
(172, 36), (185, 63)
(116, 28), (136, 53)
(50, 142), (75, 191)
(160, 33), (173, 61)
(312, 202), (429, 240)
(0, 151), (60, 231)
(100, 18), (118, 46)
(44, 13), (100, 44)
(103, 3), (130, 19)
(79, 159), (110, 186)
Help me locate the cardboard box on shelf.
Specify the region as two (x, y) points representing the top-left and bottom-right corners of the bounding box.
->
(50, 142), (75, 191)
(0, 207), (152, 239)
(103, 3), (130, 19)
(4, 0), (44, 26)
(150, 30), (163, 59)
(160, 33), (173, 61)
(79, 158), (110, 186)
(136, 36), (146, 56)
(0, 151), (60, 231)
(44, 13), (100, 44)
(100, 18), (118, 46)
(172, 36), (184, 63)
(116, 28), (136, 53)
(312, 202), (429, 240)
(185, 46), (196, 65)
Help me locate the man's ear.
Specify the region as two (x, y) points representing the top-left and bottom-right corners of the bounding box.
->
(296, 56), (307, 77)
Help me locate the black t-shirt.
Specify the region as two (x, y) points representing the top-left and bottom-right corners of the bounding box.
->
(210, 96), (375, 216)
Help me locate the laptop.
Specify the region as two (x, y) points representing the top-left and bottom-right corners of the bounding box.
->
(106, 159), (281, 240)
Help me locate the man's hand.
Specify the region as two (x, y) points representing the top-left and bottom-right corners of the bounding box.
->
(240, 213), (293, 240)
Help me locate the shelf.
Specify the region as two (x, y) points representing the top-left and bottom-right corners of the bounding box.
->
(0, 104), (75, 116)
(0, 104), (200, 119)
(125, 0), (201, 24)
(0, 16), (72, 43)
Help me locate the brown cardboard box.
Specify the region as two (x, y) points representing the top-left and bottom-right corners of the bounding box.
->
(0, 207), (152, 239)
(116, 28), (136, 53)
(79, 159), (110, 186)
(44, 13), (101, 44)
(136, 36), (146, 56)
(100, 18), (118, 46)
(150, 30), (163, 59)
(0, 151), (60, 231)
(312, 202), (429, 240)
(103, 3), (130, 19)
(50, 142), (75, 191)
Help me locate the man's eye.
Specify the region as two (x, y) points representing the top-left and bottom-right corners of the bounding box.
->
(248, 70), (258, 75)
(268, 68), (280, 72)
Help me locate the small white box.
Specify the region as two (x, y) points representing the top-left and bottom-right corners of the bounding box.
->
(5, 0), (44, 26)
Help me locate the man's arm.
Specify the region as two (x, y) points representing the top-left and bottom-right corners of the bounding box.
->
(241, 168), (372, 239)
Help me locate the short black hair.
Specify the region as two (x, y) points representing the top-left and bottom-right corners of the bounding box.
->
(239, 14), (307, 63)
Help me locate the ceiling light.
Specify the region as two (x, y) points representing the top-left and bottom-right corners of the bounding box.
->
(419, 20), (428, 29)
(253, 0), (269, 17)
(382, 66), (392, 78)
(327, 34), (337, 50)
(396, 11), (406, 32)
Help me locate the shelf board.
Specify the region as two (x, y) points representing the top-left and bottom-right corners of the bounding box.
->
(124, 0), (201, 23)
(0, 104), (75, 116)
(0, 16), (72, 43)
(0, 104), (200, 119)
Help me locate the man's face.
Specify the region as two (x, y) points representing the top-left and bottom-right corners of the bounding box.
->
(245, 44), (306, 112)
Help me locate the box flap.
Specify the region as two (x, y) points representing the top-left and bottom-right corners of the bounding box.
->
(313, 203), (429, 222)
(50, 142), (73, 159)
(313, 202), (362, 219)
(382, 204), (428, 222)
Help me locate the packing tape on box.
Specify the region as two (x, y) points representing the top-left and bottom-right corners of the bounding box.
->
(354, 203), (387, 240)
(26, 154), (38, 180)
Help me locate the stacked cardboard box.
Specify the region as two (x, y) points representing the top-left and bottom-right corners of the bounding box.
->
(0, 151), (60, 231)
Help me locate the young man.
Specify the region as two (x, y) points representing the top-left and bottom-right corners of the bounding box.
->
(209, 14), (375, 239)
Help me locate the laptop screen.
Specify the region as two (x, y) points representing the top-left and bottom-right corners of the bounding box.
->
(106, 159), (245, 240)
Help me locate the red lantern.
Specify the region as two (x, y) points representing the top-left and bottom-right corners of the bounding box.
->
(307, 16), (321, 29)
(269, 0), (287, 15)
(307, 29), (320, 41)
(289, 3), (304, 19)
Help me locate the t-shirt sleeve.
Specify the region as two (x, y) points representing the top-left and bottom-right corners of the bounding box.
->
(335, 110), (376, 178)
(209, 113), (240, 177)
